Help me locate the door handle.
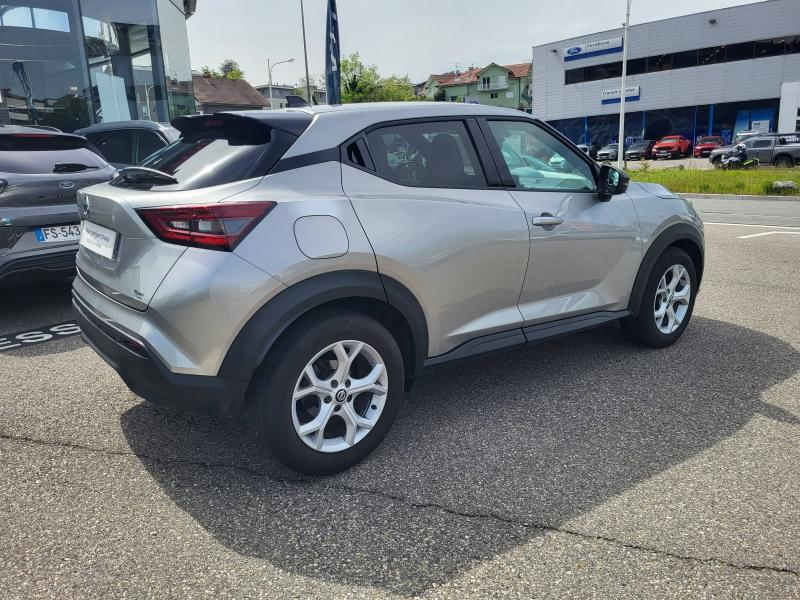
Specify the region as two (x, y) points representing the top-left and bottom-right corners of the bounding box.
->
(531, 214), (563, 227)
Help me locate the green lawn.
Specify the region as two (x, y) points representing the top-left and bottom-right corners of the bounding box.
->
(629, 167), (800, 196)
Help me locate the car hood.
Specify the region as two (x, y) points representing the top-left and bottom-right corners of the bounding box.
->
(631, 181), (682, 200)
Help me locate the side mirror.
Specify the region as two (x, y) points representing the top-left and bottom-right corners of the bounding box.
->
(598, 164), (629, 200)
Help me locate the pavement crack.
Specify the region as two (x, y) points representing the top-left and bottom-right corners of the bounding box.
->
(2, 431), (798, 580)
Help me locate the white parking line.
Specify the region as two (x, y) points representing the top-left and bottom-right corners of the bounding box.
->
(737, 231), (800, 239)
(705, 222), (800, 230)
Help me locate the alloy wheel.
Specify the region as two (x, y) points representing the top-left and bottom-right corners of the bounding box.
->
(291, 340), (388, 453)
(654, 264), (691, 334)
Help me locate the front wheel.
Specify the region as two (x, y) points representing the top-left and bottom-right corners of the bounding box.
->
(247, 310), (404, 475)
(622, 248), (697, 348)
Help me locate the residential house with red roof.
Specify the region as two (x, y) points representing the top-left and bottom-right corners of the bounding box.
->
(419, 63), (532, 110)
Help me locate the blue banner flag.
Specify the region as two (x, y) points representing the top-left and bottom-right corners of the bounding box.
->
(325, 0), (341, 104)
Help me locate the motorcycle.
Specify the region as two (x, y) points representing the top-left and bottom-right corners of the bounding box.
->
(715, 143), (760, 170)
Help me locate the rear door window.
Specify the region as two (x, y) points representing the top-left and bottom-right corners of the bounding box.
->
(136, 130), (166, 163)
(0, 134), (108, 174)
(365, 121), (486, 188)
(87, 130), (136, 165)
(131, 116), (298, 191)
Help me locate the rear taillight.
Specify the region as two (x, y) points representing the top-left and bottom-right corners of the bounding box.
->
(136, 201), (276, 251)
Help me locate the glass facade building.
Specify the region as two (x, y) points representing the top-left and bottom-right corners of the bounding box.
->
(0, 0), (195, 132)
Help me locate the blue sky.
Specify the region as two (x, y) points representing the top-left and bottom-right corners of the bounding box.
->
(187, 0), (766, 87)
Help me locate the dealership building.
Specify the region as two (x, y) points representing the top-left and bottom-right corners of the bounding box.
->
(0, 0), (197, 132)
(532, 0), (800, 147)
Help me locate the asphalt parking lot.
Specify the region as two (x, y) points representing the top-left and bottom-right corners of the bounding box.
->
(1, 197), (798, 599)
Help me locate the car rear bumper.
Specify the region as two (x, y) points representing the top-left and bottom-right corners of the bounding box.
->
(72, 290), (249, 415)
(0, 244), (77, 287)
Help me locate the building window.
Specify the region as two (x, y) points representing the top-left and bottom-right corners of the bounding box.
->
(562, 33), (800, 86)
(755, 37), (786, 58)
(698, 46), (724, 66)
(490, 92), (498, 99)
(672, 49), (698, 69)
(626, 57), (647, 75)
(647, 54), (672, 72)
(725, 41), (754, 62)
(565, 68), (584, 84)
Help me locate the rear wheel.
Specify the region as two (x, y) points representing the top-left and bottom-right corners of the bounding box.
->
(247, 310), (404, 475)
(774, 155), (794, 168)
(622, 248), (697, 348)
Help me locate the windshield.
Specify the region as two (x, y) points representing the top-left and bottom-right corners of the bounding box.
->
(699, 137), (722, 145)
(660, 137), (681, 142)
(629, 142), (647, 149)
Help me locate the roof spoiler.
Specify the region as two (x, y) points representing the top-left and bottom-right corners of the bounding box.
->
(286, 95), (311, 108)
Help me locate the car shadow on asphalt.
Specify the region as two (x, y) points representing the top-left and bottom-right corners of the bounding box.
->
(120, 317), (799, 595)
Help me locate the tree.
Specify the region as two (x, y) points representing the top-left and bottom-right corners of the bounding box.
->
(219, 59), (244, 80)
(373, 75), (415, 102)
(339, 52), (415, 103)
(340, 52), (380, 103)
(200, 65), (219, 78)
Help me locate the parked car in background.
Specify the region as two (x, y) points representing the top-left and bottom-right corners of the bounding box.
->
(596, 143), (620, 161)
(74, 121), (179, 168)
(576, 144), (590, 155)
(73, 104), (703, 475)
(624, 140), (655, 161)
(693, 136), (725, 158)
(743, 133), (800, 167)
(709, 132), (800, 167)
(0, 126), (115, 286)
(652, 135), (692, 160)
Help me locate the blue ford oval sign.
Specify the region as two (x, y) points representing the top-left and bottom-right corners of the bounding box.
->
(567, 47), (582, 56)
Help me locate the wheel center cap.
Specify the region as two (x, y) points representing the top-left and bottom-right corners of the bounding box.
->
(335, 389), (347, 402)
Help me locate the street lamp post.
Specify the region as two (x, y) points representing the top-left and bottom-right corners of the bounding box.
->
(617, 0), (632, 169)
(267, 57), (295, 110)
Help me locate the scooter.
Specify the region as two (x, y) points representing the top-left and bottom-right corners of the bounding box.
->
(716, 143), (760, 170)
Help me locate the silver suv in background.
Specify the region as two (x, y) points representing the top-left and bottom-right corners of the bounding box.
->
(73, 104), (704, 474)
(0, 126), (115, 286)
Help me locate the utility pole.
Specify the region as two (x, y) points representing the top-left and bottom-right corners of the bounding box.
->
(617, 0), (632, 169)
(300, 0), (312, 103)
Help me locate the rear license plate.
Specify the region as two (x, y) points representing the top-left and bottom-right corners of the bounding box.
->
(79, 221), (118, 259)
(35, 224), (81, 243)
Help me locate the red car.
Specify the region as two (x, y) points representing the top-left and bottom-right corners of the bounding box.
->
(693, 136), (725, 158)
(652, 135), (692, 160)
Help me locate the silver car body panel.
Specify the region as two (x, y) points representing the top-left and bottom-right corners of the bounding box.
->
(510, 188), (642, 324)
(342, 164), (529, 356)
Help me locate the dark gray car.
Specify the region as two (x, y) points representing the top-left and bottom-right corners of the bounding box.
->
(0, 126), (116, 286)
(74, 120), (179, 168)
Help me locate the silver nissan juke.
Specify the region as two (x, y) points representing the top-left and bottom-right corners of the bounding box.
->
(72, 103), (704, 475)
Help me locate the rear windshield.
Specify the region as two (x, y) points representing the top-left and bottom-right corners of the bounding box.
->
(132, 117), (298, 191)
(0, 134), (108, 174)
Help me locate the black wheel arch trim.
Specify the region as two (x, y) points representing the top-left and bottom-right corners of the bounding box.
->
(217, 270), (429, 382)
(627, 222), (704, 316)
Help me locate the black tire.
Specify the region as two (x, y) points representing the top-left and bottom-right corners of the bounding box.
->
(774, 155), (794, 169)
(247, 309), (404, 475)
(621, 247), (697, 348)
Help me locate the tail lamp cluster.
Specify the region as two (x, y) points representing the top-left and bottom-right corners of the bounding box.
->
(136, 201), (276, 251)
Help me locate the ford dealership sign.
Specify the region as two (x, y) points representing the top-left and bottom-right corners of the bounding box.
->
(563, 37), (623, 61)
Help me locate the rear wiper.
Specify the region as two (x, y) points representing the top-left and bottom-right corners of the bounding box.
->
(112, 166), (178, 186)
(54, 163), (97, 173)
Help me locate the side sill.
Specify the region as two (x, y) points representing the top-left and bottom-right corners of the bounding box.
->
(419, 310), (630, 375)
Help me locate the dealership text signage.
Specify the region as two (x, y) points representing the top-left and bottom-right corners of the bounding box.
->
(601, 86), (641, 105)
(563, 37), (623, 62)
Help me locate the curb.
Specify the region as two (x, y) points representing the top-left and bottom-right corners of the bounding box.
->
(683, 193), (800, 202)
